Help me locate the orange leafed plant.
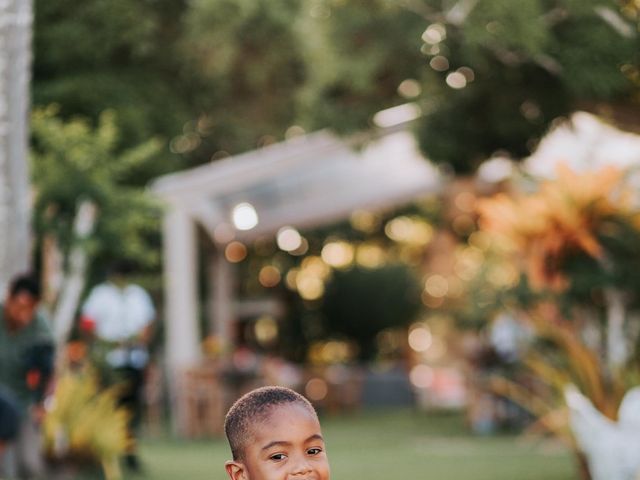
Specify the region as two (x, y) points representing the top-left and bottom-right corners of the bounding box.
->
(477, 164), (638, 292)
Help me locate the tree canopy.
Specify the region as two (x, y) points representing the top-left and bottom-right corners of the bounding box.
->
(33, 0), (639, 174)
(30, 0), (640, 300)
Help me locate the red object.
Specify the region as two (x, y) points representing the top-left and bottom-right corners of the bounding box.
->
(26, 369), (41, 390)
(79, 315), (96, 333)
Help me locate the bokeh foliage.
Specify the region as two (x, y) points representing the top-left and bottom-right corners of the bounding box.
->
(33, 0), (640, 180)
(30, 107), (162, 281)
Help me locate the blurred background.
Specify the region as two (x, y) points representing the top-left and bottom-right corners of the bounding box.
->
(1, 0), (640, 479)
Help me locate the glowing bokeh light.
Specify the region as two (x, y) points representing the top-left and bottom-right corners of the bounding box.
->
(290, 237), (309, 256)
(297, 275), (325, 300)
(457, 66), (475, 82)
(225, 241), (247, 263)
(301, 256), (332, 280)
(422, 23), (446, 44)
(424, 274), (449, 298)
(254, 315), (278, 345)
(398, 79), (422, 98)
(408, 325), (433, 352)
(430, 56), (449, 72)
(385, 216), (433, 245)
(446, 71), (467, 89)
(258, 265), (281, 288)
(277, 226), (302, 252)
(321, 241), (354, 268)
(232, 202), (258, 231)
(305, 378), (328, 401)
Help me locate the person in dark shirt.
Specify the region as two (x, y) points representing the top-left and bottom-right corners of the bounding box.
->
(0, 275), (54, 479)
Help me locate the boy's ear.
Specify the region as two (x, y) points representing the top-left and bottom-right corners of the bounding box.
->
(225, 460), (248, 480)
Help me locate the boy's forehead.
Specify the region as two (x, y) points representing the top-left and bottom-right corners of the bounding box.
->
(249, 403), (320, 437)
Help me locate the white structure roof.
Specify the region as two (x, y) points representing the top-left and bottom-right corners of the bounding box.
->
(151, 123), (441, 240)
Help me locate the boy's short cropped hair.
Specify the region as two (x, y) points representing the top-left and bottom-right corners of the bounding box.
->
(224, 386), (317, 460)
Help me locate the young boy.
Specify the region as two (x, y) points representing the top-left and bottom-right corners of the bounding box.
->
(224, 386), (330, 480)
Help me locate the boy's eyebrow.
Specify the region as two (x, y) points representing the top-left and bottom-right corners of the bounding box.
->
(305, 434), (324, 443)
(261, 434), (324, 451)
(261, 440), (291, 451)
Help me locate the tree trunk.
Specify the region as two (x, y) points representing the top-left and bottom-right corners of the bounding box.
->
(52, 200), (97, 347)
(0, 0), (33, 294)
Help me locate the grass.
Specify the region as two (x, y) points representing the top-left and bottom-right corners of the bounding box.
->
(127, 409), (576, 480)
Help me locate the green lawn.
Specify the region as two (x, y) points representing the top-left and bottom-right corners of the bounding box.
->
(130, 410), (575, 480)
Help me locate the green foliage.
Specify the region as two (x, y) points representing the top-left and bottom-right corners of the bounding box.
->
(33, 0), (310, 166)
(460, 0), (550, 58)
(562, 216), (640, 310)
(33, 0), (189, 156)
(33, 0), (640, 176)
(416, 65), (569, 172)
(414, 0), (640, 173)
(321, 265), (421, 360)
(30, 107), (163, 276)
(296, 0), (426, 132)
(179, 0), (306, 158)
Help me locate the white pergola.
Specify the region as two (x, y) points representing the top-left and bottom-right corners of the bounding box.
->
(150, 121), (441, 402)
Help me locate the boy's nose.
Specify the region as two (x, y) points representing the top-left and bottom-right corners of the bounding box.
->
(289, 457), (313, 476)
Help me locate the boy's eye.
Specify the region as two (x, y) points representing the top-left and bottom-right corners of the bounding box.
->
(269, 453), (287, 461)
(307, 448), (322, 455)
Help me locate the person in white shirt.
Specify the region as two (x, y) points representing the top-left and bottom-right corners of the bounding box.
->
(80, 261), (155, 472)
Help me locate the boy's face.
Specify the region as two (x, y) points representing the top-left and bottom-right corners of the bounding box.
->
(225, 403), (330, 480)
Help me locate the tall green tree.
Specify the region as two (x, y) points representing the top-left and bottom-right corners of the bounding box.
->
(30, 107), (163, 277)
(33, 0), (309, 168)
(33, 0), (189, 166)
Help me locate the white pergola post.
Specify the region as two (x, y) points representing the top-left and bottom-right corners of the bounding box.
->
(209, 250), (235, 353)
(162, 206), (201, 434)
